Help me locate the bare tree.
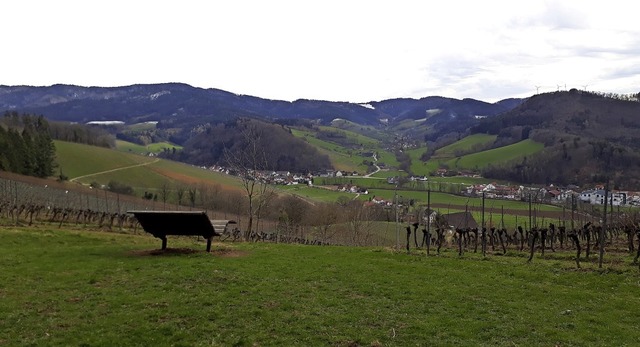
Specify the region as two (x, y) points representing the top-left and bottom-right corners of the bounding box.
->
(254, 187), (277, 237)
(309, 202), (340, 243)
(224, 121), (274, 241)
(279, 195), (310, 240)
(175, 184), (186, 207)
(226, 190), (246, 228)
(187, 186), (197, 210)
(159, 182), (171, 209)
(343, 200), (375, 246)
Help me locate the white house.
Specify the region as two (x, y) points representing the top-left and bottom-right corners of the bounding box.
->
(579, 189), (627, 206)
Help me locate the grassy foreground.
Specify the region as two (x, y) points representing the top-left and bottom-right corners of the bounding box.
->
(1, 227), (639, 346)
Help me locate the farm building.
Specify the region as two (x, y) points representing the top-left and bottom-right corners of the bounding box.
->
(578, 189), (627, 206)
(440, 211), (478, 229)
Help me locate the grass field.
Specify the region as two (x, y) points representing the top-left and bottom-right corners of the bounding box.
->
(55, 141), (156, 179)
(291, 129), (368, 173)
(278, 184), (356, 203)
(1, 226), (639, 346)
(116, 140), (183, 154)
(330, 119), (388, 141)
(434, 134), (498, 159)
(55, 141), (243, 195)
(445, 139), (544, 170)
(291, 128), (399, 174)
(406, 146), (429, 175)
(316, 126), (379, 147)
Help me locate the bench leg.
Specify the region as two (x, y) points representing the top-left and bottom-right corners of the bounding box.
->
(206, 238), (212, 252)
(161, 237), (167, 250)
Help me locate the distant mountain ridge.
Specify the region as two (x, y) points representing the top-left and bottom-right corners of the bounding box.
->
(0, 83), (521, 131)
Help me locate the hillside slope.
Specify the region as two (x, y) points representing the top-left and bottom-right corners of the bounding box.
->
(473, 91), (640, 188)
(54, 140), (242, 192)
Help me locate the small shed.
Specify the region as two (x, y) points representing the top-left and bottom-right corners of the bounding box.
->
(441, 211), (478, 229)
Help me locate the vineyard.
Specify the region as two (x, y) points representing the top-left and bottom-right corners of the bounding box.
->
(2, 169), (640, 271)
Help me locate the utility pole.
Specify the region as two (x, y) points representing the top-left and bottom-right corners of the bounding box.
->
(395, 184), (399, 251)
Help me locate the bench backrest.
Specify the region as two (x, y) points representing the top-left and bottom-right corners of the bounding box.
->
(128, 210), (218, 239)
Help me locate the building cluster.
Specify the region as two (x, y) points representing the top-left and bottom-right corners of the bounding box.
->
(464, 182), (640, 206)
(335, 184), (369, 195)
(206, 164), (640, 207)
(207, 166), (313, 186)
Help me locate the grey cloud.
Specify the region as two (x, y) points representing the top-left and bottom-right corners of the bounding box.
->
(601, 64), (640, 80)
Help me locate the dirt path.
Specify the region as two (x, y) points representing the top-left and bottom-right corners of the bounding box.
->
(70, 158), (160, 182)
(364, 153), (380, 178)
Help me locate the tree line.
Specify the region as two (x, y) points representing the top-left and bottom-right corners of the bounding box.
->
(48, 121), (115, 148)
(0, 112), (56, 178)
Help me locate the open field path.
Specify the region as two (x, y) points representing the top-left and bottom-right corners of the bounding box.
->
(69, 158), (160, 182)
(363, 153), (380, 178)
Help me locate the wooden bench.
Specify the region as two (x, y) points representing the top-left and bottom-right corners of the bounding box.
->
(127, 210), (235, 252)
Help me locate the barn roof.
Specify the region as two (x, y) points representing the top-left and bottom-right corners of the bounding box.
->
(441, 211), (478, 229)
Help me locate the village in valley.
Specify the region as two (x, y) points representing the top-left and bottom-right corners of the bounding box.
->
(206, 164), (640, 208)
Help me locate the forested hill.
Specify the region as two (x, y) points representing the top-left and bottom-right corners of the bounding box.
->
(472, 90), (640, 188)
(161, 118), (332, 173)
(0, 84), (519, 135)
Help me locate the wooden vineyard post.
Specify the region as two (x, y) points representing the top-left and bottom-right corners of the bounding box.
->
(481, 192), (486, 258)
(599, 183), (609, 269)
(426, 189), (431, 257)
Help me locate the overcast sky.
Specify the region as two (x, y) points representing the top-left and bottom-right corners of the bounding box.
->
(3, 0), (639, 103)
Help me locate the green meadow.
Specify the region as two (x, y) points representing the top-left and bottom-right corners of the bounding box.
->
(55, 140), (155, 179)
(55, 141), (242, 194)
(116, 140), (183, 154)
(434, 134), (498, 159)
(445, 139), (544, 170)
(291, 128), (398, 174)
(1, 226), (639, 346)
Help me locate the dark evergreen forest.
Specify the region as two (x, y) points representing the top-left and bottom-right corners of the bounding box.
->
(0, 112), (57, 178)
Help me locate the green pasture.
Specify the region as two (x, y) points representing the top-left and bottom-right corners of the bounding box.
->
(278, 184), (356, 203)
(126, 122), (157, 132)
(2, 226), (639, 346)
(428, 175), (494, 185)
(116, 140), (182, 154)
(147, 142), (182, 153)
(291, 128), (399, 174)
(445, 139), (544, 170)
(370, 169), (405, 178)
(316, 125), (379, 147)
(375, 150), (399, 168)
(390, 119), (426, 132)
(55, 141), (243, 194)
(406, 146), (429, 175)
(434, 134), (498, 159)
(330, 118), (388, 141)
(55, 141), (155, 179)
(366, 189), (561, 212)
(115, 140), (148, 153)
(315, 177), (391, 189)
(291, 129), (368, 173)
